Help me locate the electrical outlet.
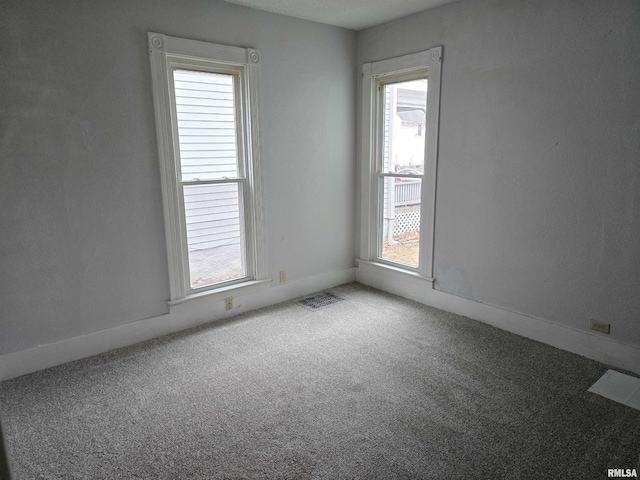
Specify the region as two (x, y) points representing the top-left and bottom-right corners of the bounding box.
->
(590, 320), (610, 334)
(225, 297), (233, 310)
(279, 270), (286, 283)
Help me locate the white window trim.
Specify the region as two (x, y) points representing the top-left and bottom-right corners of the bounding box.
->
(148, 32), (268, 303)
(358, 46), (442, 283)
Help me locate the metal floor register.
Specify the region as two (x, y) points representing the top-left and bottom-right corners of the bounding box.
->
(295, 292), (346, 311)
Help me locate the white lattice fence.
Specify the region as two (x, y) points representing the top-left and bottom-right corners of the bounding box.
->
(393, 210), (421, 236)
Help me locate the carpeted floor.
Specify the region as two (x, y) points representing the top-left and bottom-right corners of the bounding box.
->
(1, 282), (639, 479)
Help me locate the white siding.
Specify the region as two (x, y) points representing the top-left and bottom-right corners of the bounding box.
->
(174, 70), (238, 182)
(174, 70), (241, 252)
(182, 183), (241, 251)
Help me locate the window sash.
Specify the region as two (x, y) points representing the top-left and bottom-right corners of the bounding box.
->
(179, 178), (251, 293)
(169, 65), (247, 182)
(170, 65), (252, 294)
(374, 76), (427, 271)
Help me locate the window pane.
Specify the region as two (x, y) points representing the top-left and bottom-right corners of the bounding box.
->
(379, 77), (426, 268)
(380, 176), (421, 268)
(183, 183), (245, 288)
(174, 70), (239, 181)
(382, 78), (427, 175)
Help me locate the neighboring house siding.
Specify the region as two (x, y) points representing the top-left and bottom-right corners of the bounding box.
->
(174, 70), (241, 251)
(183, 184), (241, 250)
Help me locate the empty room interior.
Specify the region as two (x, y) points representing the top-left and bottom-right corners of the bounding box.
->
(1, 0), (639, 478)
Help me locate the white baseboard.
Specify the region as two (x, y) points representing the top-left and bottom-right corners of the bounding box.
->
(356, 261), (640, 376)
(5, 262), (637, 382)
(0, 267), (356, 381)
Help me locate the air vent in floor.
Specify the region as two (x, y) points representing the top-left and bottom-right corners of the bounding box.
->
(588, 370), (640, 411)
(295, 291), (346, 311)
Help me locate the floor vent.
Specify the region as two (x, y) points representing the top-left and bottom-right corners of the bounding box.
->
(295, 292), (346, 311)
(588, 370), (640, 411)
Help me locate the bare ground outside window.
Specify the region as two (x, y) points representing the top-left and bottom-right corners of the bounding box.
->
(189, 244), (243, 288)
(382, 229), (419, 267)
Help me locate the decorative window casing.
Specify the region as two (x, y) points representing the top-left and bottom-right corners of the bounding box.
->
(359, 47), (442, 282)
(148, 33), (267, 302)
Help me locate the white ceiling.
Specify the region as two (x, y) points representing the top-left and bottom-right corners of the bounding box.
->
(223, 0), (459, 30)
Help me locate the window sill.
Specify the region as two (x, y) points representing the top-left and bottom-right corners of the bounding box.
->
(356, 259), (434, 284)
(168, 278), (273, 307)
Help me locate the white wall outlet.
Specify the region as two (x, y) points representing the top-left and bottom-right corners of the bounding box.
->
(225, 297), (233, 310)
(279, 270), (286, 283)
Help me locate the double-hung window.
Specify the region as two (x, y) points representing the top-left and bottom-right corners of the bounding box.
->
(148, 33), (266, 302)
(359, 47), (442, 282)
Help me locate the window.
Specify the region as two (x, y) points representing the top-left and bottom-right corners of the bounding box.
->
(359, 47), (442, 281)
(148, 33), (267, 302)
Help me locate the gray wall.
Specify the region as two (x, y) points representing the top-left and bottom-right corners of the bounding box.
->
(3, 0), (638, 360)
(357, 0), (640, 346)
(0, 0), (357, 354)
